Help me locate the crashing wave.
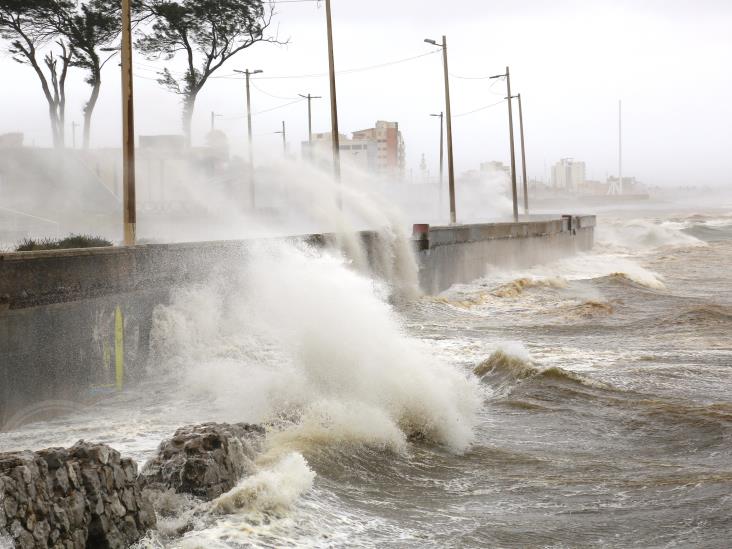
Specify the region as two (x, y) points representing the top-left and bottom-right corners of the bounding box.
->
(473, 348), (607, 390)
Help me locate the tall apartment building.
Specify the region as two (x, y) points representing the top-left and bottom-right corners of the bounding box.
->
(551, 158), (586, 191)
(304, 132), (376, 173)
(302, 121), (405, 179)
(351, 121), (405, 178)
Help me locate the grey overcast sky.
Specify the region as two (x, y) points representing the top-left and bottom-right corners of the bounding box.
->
(1, 0), (731, 186)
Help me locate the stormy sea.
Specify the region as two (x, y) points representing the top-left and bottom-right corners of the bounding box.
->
(1, 210), (731, 548)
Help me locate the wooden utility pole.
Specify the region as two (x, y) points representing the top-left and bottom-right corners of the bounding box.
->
(441, 37), (456, 224)
(121, 0), (136, 245)
(430, 112), (444, 218)
(517, 93), (529, 215)
(491, 67), (519, 222)
(299, 93), (322, 146)
(234, 68), (263, 208)
(325, 0), (341, 192)
(275, 121), (287, 154)
(426, 36), (456, 223)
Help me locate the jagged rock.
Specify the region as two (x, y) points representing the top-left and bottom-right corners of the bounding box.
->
(0, 441), (155, 549)
(139, 423), (265, 500)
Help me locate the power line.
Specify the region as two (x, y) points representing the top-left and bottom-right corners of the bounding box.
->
(250, 80), (300, 100)
(454, 98), (505, 118)
(133, 73), (160, 81)
(450, 73), (504, 80)
(212, 49), (441, 81)
(219, 97), (305, 120)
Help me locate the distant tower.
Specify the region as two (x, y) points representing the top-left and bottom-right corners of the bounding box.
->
(419, 153), (428, 181)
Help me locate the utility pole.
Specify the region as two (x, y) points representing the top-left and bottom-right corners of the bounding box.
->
(233, 68), (263, 208)
(275, 121), (287, 155)
(425, 36), (456, 224)
(210, 111), (215, 131)
(325, 0), (342, 204)
(517, 93), (529, 215)
(430, 112), (444, 218)
(120, 0), (136, 245)
(491, 66), (519, 222)
(298, 93), (322, 145)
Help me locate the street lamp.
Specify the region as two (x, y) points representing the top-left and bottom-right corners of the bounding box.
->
(490, 67), (519, 222)
(430, 112), (444, 217)
(424, 36), (456, 224)
(517, 93), (529, 215)
(325, 0), (341, 200)
(233, 68), (263, 208)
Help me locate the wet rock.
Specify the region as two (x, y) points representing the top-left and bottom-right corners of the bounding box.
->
(0, 441), (155, 549)
(140, 422), (265, 500)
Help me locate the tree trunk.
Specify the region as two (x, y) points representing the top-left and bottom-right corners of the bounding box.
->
(83, 74), (102, 149)
(48, 102), (62, 149)
(182, 93), (197, 147)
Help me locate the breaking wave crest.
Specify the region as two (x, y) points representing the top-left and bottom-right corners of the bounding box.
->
(491, 277), (568, 298)
(473, 347), (606, 392)
(597, 218), (705, 251)
(607, 271), (666, 290)
(212, 452), (315, 515)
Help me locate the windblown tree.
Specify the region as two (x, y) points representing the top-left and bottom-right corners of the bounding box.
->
(0, 0), (75, 148)
(54, 0), (121, 149)
(136, 0), (282, 144)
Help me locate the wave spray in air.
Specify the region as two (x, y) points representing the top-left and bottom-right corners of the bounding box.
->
(151, 241), (481, 454)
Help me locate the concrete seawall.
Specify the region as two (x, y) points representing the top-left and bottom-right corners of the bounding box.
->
(417, 215), (595, 293)
(0, 216), (594, 427)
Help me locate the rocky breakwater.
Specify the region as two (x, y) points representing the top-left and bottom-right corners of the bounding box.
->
(0, 441), (155, 549)
(0, 423), (266, 547)
(139, 422), (265, 500)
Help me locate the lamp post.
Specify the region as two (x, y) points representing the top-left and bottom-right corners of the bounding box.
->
(325, 0), (341, 194)
(517, 93), (529, 215)
(233, 68), (263, 208)
(490, 67), (519, 222)
(430, 112), (444, 219)
(120, 0), (136, 245)
(425, 36), (456, 224)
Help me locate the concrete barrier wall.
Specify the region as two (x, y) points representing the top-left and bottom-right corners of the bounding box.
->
(0, 216), (594, 427)
(418, 215), (595, 293)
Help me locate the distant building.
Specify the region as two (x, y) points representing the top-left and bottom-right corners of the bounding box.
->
(304, 132), (376, 172)
(304, 120), (405, 179)
(480, 161), (511, 178)
(551, 158), (585, 191)
(0, 133), (23, 148)
(352, 121), (405, 178)
(606, 175), (643, 195)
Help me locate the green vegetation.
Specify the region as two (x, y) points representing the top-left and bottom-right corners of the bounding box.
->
(15, 234), (113, 251)
(136, 0), (281, 144)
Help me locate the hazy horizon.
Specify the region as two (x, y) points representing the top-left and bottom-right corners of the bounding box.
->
(1, 0), (731, 187)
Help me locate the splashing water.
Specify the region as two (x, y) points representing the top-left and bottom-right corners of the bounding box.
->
(150, 241), (481, 454)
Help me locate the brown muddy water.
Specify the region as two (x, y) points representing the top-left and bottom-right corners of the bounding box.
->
(1, 211), (731, 548)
